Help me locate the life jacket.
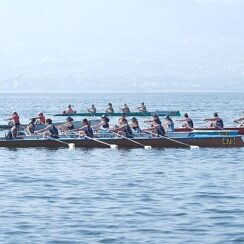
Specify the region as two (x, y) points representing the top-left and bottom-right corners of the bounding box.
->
(13, 114), (20, 125)
(157, 124), (165, 136)
(187, 118), (194, 128)
(49, 125), (59, 138)
(123, 124), (133, 138)
(132, 125), (141, 133)
(84, 126), (94, 138)
(215, 119), (224, 128)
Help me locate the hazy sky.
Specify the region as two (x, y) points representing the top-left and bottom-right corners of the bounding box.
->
(0, 0), (243, 92)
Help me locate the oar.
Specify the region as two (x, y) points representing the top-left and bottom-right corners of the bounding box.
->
(112, 132), (151, 149)
(84, 135), (118, 149)
(46, 136), (76, 149)
(148, 131), (199, 149)
(66, 129), (117, 149)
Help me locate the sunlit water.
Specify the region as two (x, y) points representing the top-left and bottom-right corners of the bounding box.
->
(0, 93), (243, 243)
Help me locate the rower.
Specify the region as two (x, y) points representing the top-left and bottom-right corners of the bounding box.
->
(26, 118), (36, 134)
(143, 114), (165, 136)
(93, 115), (110, 133)
(58, 117), (74, 132)
(5, 112), (21, 139)
(110, 117), (133, 138)
(34, 118), (59, 138)
(130, 117), (141, 133)
(121, 103), (130, 113)
(63, 105), (76, 114)
(137, 102), (147, 113)
(204, 112), (224, 129)
(87, 104), (96, 114)
(176, 113), (194, 128)
(77, 118), (94, 138)
(36, 112), (46, 124)
(163, 115), (175, 132)
(105, 103), (114, 114)
(234, 112), (244, 127)
(117, 113), (127, 126)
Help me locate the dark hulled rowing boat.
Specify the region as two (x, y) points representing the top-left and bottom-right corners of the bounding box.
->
(0, 135), (243, 148)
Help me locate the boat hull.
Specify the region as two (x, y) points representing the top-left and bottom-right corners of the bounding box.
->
(175, 127), (244, 135)
(0, 136), (243, 148)
(53, 111), (181, 117)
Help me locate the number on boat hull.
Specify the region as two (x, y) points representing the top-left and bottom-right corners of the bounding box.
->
(223, 138), (236, 145)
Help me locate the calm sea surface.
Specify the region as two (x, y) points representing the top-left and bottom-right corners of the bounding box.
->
(0, 92), (243, 243)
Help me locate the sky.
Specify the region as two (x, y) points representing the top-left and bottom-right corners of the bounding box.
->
(0, 0), (243, 92)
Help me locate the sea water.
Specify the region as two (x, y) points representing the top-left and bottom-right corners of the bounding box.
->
(0, 92), (243, 243)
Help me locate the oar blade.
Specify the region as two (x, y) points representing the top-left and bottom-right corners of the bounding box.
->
(68, 143), (76, 150)
(190, 145), (200, 149)
(110, 144), (118, 149)
(144, 145), (152, 149)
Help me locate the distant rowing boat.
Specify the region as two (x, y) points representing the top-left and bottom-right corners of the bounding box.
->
(53, 111), (181, 117)
(0, 133), (243, 148)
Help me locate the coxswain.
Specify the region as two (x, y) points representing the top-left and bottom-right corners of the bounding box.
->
(163, 115), (175, 132)
(143, 115), (165, 136)
(26, 118), (36, 134)
(105, 103), (114, 114)
(121, 103), (130, 113)
(77, 118), (94, 138)
(130, 117), (141, 133)
(204, 112), (224, 129)
(110, 117), (133, 138)
(234, 112), (244, 127)
(36, 112), (46, 124)
(137, 102), (147, 113)
(34, 118), (59, 138)
(176, 113), (194, 128)
(63, 105), (76, 114)
(87, 104), (96, 114)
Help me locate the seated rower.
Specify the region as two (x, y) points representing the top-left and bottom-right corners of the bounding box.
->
(34, 118), (59, 138)
(74, 118), (93, 138)
(87, 104), (96, 114)
(105, 103), (114, 114)
(63, 105), (76, 114)
(5, 112), (21, 139)
(121, 103), (130, 113)
(234, 112), (244, 127)
(117, 113), (127, 127)
(130, 117), (141, 133)
(93, 115), (110, 133)
(176, 113), (194, 128)
(143, 115), (165, 136)
(109, 117), (133, 138)
(163, 115), (174, 132)
(137, 102), (147, 113)
(58, 117), (74, 132)
(204, 112), (224, 129)
(26, 118), (36, 135)
(36, 112), (46, 124)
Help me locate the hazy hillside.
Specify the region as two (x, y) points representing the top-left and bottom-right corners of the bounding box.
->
(0, 0), (243, 92)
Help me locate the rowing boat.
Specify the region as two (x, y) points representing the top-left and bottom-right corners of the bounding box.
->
(0, 119), (101, 131)
(0, 133), (243, 148)
(53, 111), (181, 117)
(175, 127), (244, 135)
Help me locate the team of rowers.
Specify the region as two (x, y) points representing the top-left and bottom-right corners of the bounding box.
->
(4, 110), (244, 140)
(63, 102), (147, 114)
